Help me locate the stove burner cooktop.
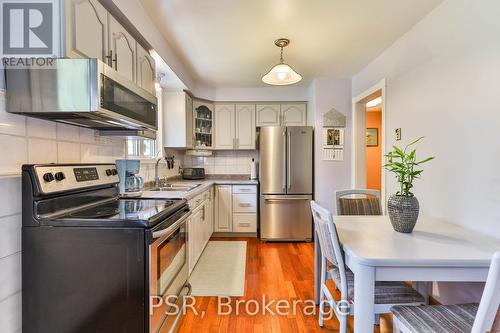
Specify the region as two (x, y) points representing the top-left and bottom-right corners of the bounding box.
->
(50, 198), (187, 228)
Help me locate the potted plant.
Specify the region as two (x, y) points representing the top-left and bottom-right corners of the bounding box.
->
(384, 137), (434, 233)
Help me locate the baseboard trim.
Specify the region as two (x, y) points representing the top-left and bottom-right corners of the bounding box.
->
(212, 232), (257, 238)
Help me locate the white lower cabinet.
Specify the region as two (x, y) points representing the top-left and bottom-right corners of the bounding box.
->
(215, 184), (257, 233)
(233, 214), (257, 233)
(188, 189), (213, 274)
(214, 185), (233, 232)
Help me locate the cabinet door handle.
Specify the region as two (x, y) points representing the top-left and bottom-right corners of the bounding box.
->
(239, 188), (251, 192)
(239, 223), (251, 227)
(113, 52), (117, 69)
(239, 203), (251, 207)
(105, 50), (113, 66)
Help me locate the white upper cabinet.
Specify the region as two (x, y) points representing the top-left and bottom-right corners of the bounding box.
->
(214, 104), (235, 149)
(281, 103), (307, 126)
(65, 0), (108, 61)
(256, 103), (307, 127)
(108, 16), (136, 82)
(235, 104), (256, 149)
(214, 103), (256, 150)
(256, 104), (281, 127)
(163, 91), (193, 148)
(136, 44), (155, 94)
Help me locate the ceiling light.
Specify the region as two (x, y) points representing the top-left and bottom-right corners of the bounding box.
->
(262, 38), (302, 86)
(366, 96), (382, 107)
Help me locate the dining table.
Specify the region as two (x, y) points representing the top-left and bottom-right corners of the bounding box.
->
(313, 215), (500, 333)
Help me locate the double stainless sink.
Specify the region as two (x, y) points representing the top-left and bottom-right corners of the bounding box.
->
(148, 183), (201, 192)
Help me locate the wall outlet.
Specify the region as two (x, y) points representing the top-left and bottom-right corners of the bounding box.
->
(395, 128), (402, 141)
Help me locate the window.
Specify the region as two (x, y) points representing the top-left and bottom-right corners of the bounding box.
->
(127, 138), (157, 158)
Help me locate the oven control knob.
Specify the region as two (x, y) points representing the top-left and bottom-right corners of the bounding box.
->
(43, 172), (54, 182)
(111, 169), (118, 175)
(106, 169), (112, 176)
(54, 172), (66, 181)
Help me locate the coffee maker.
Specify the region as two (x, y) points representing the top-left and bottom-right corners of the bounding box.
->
(115, 159), (144, 197)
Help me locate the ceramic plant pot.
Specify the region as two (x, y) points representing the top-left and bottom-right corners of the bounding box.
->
(387, 194), (420, 233)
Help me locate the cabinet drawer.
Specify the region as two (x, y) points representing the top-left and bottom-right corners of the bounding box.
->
(233, 214), (257, 232)
(233, 185), (257, 194)
(232, 193), (257, 212)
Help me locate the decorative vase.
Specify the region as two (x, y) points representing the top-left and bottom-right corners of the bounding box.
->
(387, 194), (420, 233)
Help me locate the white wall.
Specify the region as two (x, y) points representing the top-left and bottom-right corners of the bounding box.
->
(214, 85), (310, 102)
(352, 0), (500, 304)
(310, 78), (352, 212)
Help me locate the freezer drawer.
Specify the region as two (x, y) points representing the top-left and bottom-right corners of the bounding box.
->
(260, 194), (313, 241)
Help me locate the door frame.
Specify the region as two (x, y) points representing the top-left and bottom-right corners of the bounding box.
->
(351, 78), (387, 211)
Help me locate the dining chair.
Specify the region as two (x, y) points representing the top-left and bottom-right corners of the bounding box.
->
(392, 251), (500, 333)
(310, 201), (425, 333)
(335, 189), (382, 215)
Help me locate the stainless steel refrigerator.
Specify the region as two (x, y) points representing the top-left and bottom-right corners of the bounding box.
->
(259, 126), (313, 241)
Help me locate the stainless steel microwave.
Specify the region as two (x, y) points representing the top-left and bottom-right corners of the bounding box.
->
(4, 58), (157, 131)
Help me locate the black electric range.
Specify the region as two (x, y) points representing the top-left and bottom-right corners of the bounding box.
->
(22, 164), (191, 333)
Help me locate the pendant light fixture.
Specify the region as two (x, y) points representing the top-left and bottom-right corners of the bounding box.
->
(262, 38), (302, 86)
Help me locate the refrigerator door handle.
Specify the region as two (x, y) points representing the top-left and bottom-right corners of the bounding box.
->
(287, 131), (291, 190)
(262, 195), (311, 201)
(282, 129), (287, 192)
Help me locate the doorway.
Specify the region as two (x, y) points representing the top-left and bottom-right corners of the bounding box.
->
(351, 79), (386, 209)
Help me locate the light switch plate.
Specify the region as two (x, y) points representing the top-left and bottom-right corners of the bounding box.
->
(395, 128), (402, 141)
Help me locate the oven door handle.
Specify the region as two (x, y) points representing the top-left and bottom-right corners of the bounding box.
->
(152, 211), (190, 239)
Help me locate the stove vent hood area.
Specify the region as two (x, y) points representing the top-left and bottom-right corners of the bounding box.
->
(4, 58), (158, 139)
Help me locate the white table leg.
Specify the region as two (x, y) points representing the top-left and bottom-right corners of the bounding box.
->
(413, 282), (432, 303)
(353, 264), (375, 333)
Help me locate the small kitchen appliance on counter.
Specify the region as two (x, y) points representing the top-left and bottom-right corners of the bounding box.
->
(116, 159), (144, 197)
(182, 167), (205, 180)
(21, 163), (191, 333)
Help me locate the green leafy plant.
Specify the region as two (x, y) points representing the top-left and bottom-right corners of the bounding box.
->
(384, 137), (434, 197)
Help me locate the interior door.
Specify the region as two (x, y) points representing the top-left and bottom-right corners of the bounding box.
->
(287, 127), (313, 194)
(259, 127), (286, 194)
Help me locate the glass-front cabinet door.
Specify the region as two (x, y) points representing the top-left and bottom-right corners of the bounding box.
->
(193, 100), (213, 149)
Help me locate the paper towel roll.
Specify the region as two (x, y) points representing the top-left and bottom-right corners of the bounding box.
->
(250, 158), (257, 179)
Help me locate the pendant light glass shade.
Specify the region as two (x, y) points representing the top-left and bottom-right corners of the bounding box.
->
(262, 63), (302, 85)
(262, 38), (302, 86)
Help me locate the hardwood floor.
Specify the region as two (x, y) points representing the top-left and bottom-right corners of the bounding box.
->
(178, 237), (393, 333)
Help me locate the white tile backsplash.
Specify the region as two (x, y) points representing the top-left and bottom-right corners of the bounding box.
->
(57, 142), (81, 163)
(56, 123), (80, 142)
(26, 118), (57, 139)
(183, 150), (258, 175)
(0, 253), (21, 302)
(79, 127), (97, 143)
(0, 93), (25, 137)
(0, 177), (21, 217)
(0, 136), (27, 175)
(0, 292), (21, 333)
(0, 215), (21, 259)
(28, 138), (57, 164)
